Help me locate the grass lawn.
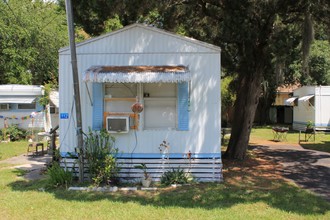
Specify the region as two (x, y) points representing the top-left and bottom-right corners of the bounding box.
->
(0, 141), (29, 161)
(0, 147), (329, 219)
(249, 126), (330, 153)
(0, 131), (329, 219)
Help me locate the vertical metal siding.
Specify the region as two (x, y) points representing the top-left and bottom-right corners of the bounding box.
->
(61, 26), (217, 55)
(59, 28), (221, 158)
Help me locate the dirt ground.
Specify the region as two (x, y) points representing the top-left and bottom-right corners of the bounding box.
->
(223, 138), (330, 202)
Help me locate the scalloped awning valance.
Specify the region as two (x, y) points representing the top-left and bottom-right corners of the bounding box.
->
(83, 65), (191, 83)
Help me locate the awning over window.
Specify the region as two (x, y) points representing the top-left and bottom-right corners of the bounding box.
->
(83, 65), (191, 83)
(298, 95), (314, 102)
(284, 97), (298, 105)
(0, 96), (36, 104)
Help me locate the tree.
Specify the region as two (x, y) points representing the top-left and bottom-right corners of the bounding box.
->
(64, 0), (330, 160)
(221, 74), (236, 127)
(309, 40), (330, 85)
(0, 0), (68, 85)
(165, 1), (330, 159)
(58, 0), (159, 36)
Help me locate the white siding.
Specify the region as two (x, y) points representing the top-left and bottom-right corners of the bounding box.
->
(59, 25), (221, 157)
(293, 86), (330, 130)
(315, 86), (330, 129)
(0, 111), (44, 130)
(60, 24), (220, 55)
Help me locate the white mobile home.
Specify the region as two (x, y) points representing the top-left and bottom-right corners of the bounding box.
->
(0, 84), (45, 130)
(291, 86), (330, 130)
(59, 24), (222, 182)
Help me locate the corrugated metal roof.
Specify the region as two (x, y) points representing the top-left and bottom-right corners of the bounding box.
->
(83, 65), (191, 83)
(0, 84), (43, 96)
(0, 96), (36, 104)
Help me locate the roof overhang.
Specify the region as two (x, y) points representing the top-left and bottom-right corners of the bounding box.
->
(298, 95), (314, 102)
(284, 97), (298, 105)
(0, 84), (43, 96)
(0, 96), (36, 104)
(83, 65), (191, 83)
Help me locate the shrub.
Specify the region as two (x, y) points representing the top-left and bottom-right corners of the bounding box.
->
(93, 154), (120, 186)
(83, 128), (119, 186)
(3, 125), (27, 141)
(160, 168), (190, 186)
(47, 162), (73, 188)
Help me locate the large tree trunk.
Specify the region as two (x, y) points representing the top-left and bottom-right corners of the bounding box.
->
(223, 71), (263, 160)
(302, 11), (314, 83)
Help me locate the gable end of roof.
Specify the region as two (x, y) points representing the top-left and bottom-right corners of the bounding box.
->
(59, 23), (221, 53)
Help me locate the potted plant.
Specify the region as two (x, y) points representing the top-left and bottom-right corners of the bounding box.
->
(306, 120), (314, 133)
(135, 163), (152, 187)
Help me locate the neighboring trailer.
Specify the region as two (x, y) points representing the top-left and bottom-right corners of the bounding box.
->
(291, 86), (330, 131)
(59, 24), (222, 182)
(0, 84), (44, 130)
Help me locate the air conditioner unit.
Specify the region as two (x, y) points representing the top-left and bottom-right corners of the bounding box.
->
(106, 116), (129, 133)
(0, 104), (9, 110)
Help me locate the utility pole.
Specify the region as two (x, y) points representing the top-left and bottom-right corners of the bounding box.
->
(65, 0), (84, 182)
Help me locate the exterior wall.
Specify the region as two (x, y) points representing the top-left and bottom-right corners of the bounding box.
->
(274, 93), (291, 106)
(0, 103), (44, 130)
(0, 85), (45, 130)
(293, 86), (315, 130)
(315, 86), (330, 129)
(59, 53), (221, 157)
(50, 114), (59, 128)
(59, 25), (221, 160)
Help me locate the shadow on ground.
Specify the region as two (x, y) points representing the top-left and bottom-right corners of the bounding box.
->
(300, 140), (330, 153)
(7, 154), (330, 216)
(250, 145), (330, 202)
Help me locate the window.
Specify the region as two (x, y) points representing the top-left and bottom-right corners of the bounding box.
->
(0, 104), (9, 110)
(104, 83), (137, 113)
(143, 83), (177, 130)
(50, 106), (58, 114)
(18, 103), (36, 109)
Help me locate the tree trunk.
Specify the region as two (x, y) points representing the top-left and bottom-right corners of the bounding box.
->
(223, 71), (263, 160)
(302, 11), (314, 83)
(257, 99), (269, 125)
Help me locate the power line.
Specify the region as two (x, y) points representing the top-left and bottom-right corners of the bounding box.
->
(4, 1), (30, 37)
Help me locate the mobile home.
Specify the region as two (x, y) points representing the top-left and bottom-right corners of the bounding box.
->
(0, 84), (44, 131)
(59, 24), (222, 182)
(290, 86), (330, 131)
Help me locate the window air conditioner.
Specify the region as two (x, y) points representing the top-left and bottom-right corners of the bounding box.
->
(106, 116), (129, 133)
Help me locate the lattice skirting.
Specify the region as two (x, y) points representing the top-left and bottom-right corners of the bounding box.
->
(60, 157), (223, 182)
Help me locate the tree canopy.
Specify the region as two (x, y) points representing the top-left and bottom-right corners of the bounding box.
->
(0, 0), (68, 85)
(4, 0), (328, 159)
(63, 0), (330, 159)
